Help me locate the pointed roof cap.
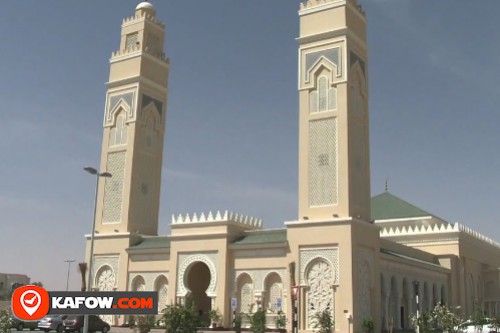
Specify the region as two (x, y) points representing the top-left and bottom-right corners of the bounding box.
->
(371, 192), (432, 220)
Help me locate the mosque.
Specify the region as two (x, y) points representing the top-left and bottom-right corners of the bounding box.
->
(84, 1), (500, 332)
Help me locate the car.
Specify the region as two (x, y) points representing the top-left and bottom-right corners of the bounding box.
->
(458, 319), (498, 333)
(63, 315), (110, 333)
(11, 317), (39, 331)
(38, 315), (68, 333)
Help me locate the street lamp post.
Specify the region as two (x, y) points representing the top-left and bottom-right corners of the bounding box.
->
(413, 280), (420, 333)
(83, 167), (111, 333)
(65, 259), (76, 291)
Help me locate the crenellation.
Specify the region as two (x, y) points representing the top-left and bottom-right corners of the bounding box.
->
(380, 222), (500, 249)
(300, 0), (365, 16)
(171, 210), (263, 228)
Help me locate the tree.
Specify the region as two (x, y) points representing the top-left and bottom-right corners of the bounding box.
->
(32, 281), (43, 287)
(431, 303), (463, 333)
(78, 262), (87, 292)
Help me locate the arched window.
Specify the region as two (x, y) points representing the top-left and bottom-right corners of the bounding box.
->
(350, 73), (365, 114)
(145, 116), (157, 149)
(264, 273), (283, 312)
(109, 112), (127, 146)
(154, 275), (168, 314)
(309, 76), (337, 114)
(237, 274), (253, 314)
(131, 275), (146, 292)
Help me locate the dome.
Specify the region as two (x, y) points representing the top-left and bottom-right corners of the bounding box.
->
(135, 2), (155, 11)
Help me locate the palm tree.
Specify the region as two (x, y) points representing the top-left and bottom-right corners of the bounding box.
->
(78, 262), (87, 292)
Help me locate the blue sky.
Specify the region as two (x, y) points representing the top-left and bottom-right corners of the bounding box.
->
(0, 1), (499, 291)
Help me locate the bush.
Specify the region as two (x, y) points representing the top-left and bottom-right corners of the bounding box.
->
(362, 318), (374, 333)
(209, 308), (222, 326)
(313, 309), (334, 333)
(0, 309), (12, 333)
(132, 315), (152, 333)
(275, 311), (287, 329)
(162, 303), (201, 333)
(247, 308), (266, 333)
(232, 313), (242, 332)
(410, 303), (464, 333)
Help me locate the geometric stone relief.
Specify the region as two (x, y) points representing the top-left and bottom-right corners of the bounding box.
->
(93, 256), (120, 290)
(177, 252), (217, 297)
(309, 118), (338, 207)
(300, 247), (339, 285)
(102, 151), (126, 223)
(306, 259), (335, 329)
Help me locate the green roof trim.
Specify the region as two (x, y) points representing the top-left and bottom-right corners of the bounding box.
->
(371, 192), (432, 221)
(129, 237), (170, 250)
(232, 229), (287, 245)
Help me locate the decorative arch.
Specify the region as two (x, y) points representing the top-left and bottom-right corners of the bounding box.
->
(305, 258), (335, 329)
(309, 71), (337, 114)
(305, 54), (341, 84)
(131, 275), (146, 291)
(141, 106), (161, 150)
(236, 273), (253, 314)
(350, 64), (367, 115)
(154, 275), (168, 313)
(263, 272), (283, 312)
(177, 254), (217, 297)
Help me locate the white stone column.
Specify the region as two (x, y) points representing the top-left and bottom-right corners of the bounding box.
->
(382, 293), (389, 331)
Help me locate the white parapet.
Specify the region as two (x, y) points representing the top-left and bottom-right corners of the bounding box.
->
(380, 222), (500, 249)
(171, 210), (263, 229)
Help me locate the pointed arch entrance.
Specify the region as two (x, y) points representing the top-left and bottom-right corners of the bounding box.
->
(185, 262), (212, 324)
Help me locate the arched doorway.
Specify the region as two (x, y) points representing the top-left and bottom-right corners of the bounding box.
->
(186, 262), (212, 325)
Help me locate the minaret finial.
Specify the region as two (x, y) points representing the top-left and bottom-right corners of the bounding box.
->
(385, 178), (389, 192)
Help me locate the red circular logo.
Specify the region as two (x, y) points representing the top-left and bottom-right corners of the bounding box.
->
(12, 285), (49, 321)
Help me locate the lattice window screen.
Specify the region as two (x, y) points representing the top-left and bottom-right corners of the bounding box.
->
(109, 113), (127, 147)
(328, 88), (337, 110)
(267, 276), (282, 311)
(126, 32), (138, 50)
(310, 91), (318, 113)
(158, 284), (168, 313)
(238, 275), (253, 313)
(103, 151), (126, 223)
(309, 118), (338, 206)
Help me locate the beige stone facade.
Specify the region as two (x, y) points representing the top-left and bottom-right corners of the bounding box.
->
(85, 1), (500, 332)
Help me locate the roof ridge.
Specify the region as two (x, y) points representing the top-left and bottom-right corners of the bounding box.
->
(371, 192), (433, 220)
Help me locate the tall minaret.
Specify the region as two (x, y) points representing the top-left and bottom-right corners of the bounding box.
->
(95, 2), (169, 236)
(297, 0), (370, 222)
